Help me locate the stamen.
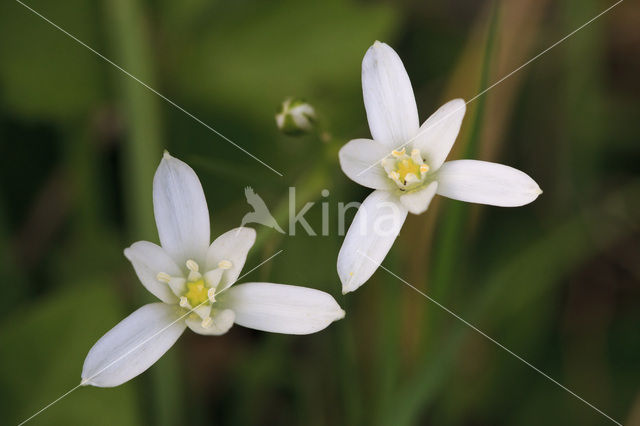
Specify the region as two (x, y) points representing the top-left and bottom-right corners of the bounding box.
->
(179, 296), (191, 308)
(391, 148), (406, 157)
(168, 277), (186, 295)
(204, 269), (223, 287)
(208, 288), (216, 303)
(156, 272), (171, 283)
(188, 270), (202, 282)
(420, 164), (429, 174)
(201, 317), (213, 328)
(405, 173), (419, 183)
(186, 259), (199, 272)
(388, 171), (400, 180)
(218, 260), (233, 270)
(411, 149), (424, 164)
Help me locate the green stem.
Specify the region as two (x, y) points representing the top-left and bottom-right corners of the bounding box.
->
(424, 0), (500, 349)
(388, 180), (640, 426)
(103, 1), (182, 425)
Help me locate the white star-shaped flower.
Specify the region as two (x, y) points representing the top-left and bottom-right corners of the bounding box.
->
(82, 152), (344, 387)
(338, 41), (542, 294)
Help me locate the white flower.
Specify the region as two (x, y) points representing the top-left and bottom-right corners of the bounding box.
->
(337, 41), (542, 294)
(275, 97), (316, 135)
(82, 152), (345, 387)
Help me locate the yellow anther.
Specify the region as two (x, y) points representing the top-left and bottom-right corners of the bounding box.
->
(411, 148), (420, 156)
(156, 272), (171, 283)
(420, 164), (429, 174)
(201, 317), (213, 328)
(218, 260), (233, 270)
(388, 171), (400, 180)
(186, 259), (199, 272)
(391, 148), (406, 157)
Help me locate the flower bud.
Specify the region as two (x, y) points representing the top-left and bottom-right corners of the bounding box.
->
(275, 98), (316, 136)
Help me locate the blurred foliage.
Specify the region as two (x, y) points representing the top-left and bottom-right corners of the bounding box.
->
(0, 281), (141, 425)
(1, 0), (639, 425)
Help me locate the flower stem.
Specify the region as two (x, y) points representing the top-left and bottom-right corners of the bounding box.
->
(104, 0), (183, 424)
(424, 0), (500, 347)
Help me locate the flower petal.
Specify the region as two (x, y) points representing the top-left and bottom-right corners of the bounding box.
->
(124, 241), (182, 303)
(337, 190), (407, 294)
(81, 303), (186, 387)
(362, 41), (419, 146)
(153, 152), (210, 266)
(186, 309), (235, 336)
(412, 99), (466, 170)
(206, 227), (256, 292)
(437, 160), (542, 207)
(338, 138), (396, 190)
(399, 181), (438, 215)
(221, 283), (345, 335)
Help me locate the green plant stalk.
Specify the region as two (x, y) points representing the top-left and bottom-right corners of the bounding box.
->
(103, 0), (182, 424)
(251, 150), (331, 254)
(372, 250), (402, 426)
(387, 180), (640, 426)
(336, 308), (364, 426)
(0, 188), (25, 312)
(424, 0), (500, 349)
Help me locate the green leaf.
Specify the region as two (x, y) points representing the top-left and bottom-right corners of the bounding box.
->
(0, 0), (104, 120)
(0, 281), (141, 425)
(162, 0), (398, 122)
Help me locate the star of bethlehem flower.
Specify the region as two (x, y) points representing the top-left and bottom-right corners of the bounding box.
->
(82, 152), (344, 387)
(337, 41), (542, 294)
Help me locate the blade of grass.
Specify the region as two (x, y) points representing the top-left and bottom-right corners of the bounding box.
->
(104, 0), (183, 424)
(424, 0), (500, 349)
(389, 181), (639, 425)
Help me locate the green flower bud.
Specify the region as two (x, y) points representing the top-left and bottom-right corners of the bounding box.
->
(275, 98), (316, 136)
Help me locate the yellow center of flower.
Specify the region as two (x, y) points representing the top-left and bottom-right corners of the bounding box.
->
(396, 158), (421, 182)
(185, 279), (208, 307)
(382, 148), (430, 190)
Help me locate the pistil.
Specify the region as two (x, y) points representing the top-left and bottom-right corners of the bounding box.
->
(156, 258), (234, 328)
(382, 147), (430, 190)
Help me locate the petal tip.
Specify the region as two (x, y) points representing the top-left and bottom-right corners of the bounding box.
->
(162, 150), (172, 160)
(341, 276), (360, 295)
(123, 247), (133, 261)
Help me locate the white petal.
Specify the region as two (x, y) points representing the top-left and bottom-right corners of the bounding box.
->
(153, 152), (210, 266)
(124, 241), (181, 304)
(221, 283), (344, 335)
(206, 227), (256, 292)
(412, 99), (466, 169)
(337, 190), (407, 294)
(338, 138), (396, 190)
(399, 181), (438, 215)
(437, 160), (542, 207)
(362, 41), (419, 146)
(81, 303), (186, 387)
(186, 309), (235, 336)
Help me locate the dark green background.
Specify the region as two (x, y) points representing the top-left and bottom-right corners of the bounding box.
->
(1, 0), (638, 425)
